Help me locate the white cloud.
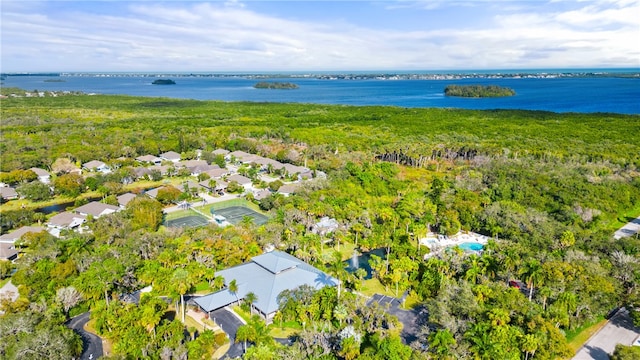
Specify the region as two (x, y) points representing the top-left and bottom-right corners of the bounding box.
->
(1, 0), (638, 71)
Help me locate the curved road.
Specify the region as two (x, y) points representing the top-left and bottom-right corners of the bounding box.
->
(66, 312), (103, 360)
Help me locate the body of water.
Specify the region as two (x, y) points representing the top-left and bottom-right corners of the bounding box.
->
(3, 70), (639, 114)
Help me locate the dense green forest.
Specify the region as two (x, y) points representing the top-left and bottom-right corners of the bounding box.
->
(445, 85), (516, 97)
(254, 81), (299, 89)
(0, 94), (639, 359)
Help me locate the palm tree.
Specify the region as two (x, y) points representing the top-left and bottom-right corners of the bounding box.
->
(245, 292), (258, 316)
(429, 329), (456, 357)
(520, 259), (543, 301)
(228, 279), (240, 305)
(172, 268), (193, 322)
(235, 324), (254, 354)
(328, 251), (346, 298)
(521, 333), (539, 360)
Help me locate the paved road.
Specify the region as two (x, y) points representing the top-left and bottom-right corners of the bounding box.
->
(614, 216), (640, 239)
(573, 308), (640, 360)
(66, 312), (104, 360)
(367, 293), (425, 345)
(211, 307), (245, 359)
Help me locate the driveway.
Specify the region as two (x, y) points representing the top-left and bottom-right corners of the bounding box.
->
(614, 216), (640, 239)
(66, 312), (104, 360)
(573, 308), (640, 360)
(367, 293), (426, 344)
(210, 307), (245, 359)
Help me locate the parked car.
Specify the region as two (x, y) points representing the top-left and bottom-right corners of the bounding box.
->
(509, 280), (526, 289)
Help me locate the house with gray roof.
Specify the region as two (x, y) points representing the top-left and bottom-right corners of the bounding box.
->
(29, 167), (51, 184)
(160, 151), (181, 163)
(0, 187), (19, 201)
(204, 168), (229, 179)
(212, 149), (230, 156)
(0, 243), (18, 261)
(194, 250), (337, 321)
(117, 193), (137, 208)
(47, 211), (87, 237)
(0, 226), (47, 244)
(278, 183), (299, 197)
(83, 160), (111, 173)
(227, 174), (252, 189)
(136, 155), (162, 165)
(74, 201), (119, 218)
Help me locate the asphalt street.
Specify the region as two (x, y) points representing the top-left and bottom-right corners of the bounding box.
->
(573, 308), (640, 360)
(367, 293), (425, 344)
(211, 307), (245, 359)
(66, 312), (103, 360)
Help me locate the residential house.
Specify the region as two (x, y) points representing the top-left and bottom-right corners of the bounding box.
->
(312, 217), (340, 236)
(47, 211), (87, 237)
(0, 226), (47, 261)
(227, 150), (260, 164)
(149, 165), (170, 176)
(253, 158), (285, 172)
(0, 187), (18, 201)
(212, 149), (230, 156)
(117, 193), (137, 208)
(136, 155), (162, 165)
(278, 183), (299, 197)
(131, 167), (152, 180)
(0, 244), (18, 261)
(199, 179), (228, 193)
(160, 151), (181, 163)
(0, 226), (47, 244)
(83, 160), (111, 173)
(145, 186), (181, 199)
(227, 174), (253, 190)
(194, 250), (338, 321)
(204, 168), (229, 179)
(181, 181), (203, 194)
(74, 201), (119, 218)
(253, 189), (272, 201)
(29, 167), (51, 184)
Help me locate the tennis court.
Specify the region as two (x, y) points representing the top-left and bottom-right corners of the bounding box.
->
(211, 206), (269, 225)
(165, 214), (210, 228)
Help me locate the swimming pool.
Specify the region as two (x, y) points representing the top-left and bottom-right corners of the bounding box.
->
(458, 242), (485, 251)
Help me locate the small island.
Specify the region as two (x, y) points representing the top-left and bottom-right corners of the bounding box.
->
(254, 81), (299, 90)
(444, 84), (515, 98)
(44, 79), (66, 83)
(152, 79), (176, 85)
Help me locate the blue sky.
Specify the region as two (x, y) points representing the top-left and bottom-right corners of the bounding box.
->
(1, 0), (638, 72)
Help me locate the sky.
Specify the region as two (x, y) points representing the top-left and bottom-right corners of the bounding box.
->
(1, 0), (639, 72)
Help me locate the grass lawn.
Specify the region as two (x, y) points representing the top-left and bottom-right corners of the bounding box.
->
(268, 319), (302, 338)
(602, 204), (640, 233)
(0, 277), (10, 288)
(565, 316), (608, 356)
(212, 343), (231, 359)
(232, 306), (252, 323)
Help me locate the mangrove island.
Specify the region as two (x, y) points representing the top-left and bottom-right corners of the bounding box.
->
(254, 81), (299, 89)
(151, 79), (176, 85)
(445, 84), (515, 97)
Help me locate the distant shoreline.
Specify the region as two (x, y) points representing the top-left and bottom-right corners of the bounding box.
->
(2, 69), (639, 81)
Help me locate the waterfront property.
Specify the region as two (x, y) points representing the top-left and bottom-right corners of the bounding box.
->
(194, 250), (338, 321)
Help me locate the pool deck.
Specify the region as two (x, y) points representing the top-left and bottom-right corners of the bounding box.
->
(420, 231), (490, 256)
